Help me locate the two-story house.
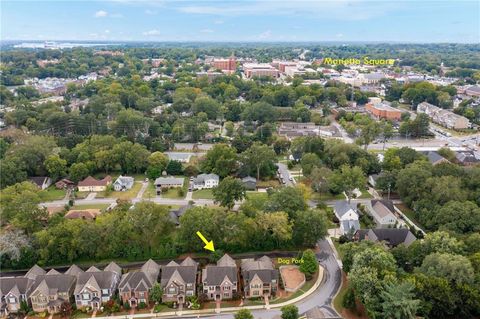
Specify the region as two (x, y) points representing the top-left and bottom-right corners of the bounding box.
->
(368, 200), (398, 228)
(202, 254), (238, 301)
(118, 259), (160, 307)
(28, 274), (76, 314)
(334, 201), (360, 235)
(160, 257), (198, 304)
(241, 256), (278, 299)
(74, 262), (121, 310)
(192, 174), (219, 190)
(0, 277), (34, 315)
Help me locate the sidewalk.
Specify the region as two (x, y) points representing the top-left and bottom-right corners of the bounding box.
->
(90, 266), (325, 319)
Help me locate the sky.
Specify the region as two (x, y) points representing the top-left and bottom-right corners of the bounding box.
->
(1, 0), (479, 43)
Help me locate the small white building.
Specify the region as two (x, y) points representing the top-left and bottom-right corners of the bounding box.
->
(113, 175), (134, 191)
(334, 201), (360, 235)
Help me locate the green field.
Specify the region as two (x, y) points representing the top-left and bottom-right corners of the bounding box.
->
(106, 182), (142, 200)
(161, 187), (185, 199)
(39, 188), (66, 201)
(192, 188), (214, 199)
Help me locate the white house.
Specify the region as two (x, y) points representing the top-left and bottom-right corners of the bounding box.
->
(113, 175), (134, 191)
(192, 174), (219, 190)
(334, 201), (360, 235)
(368, 200), (398, 228)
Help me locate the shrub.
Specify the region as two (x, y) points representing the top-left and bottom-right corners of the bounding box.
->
(342, 288), (356, 310)
(123, 302), (131, 310)
(137, 302), (147, 310)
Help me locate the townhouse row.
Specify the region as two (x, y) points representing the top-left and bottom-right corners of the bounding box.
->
(0, 255), (278, 316)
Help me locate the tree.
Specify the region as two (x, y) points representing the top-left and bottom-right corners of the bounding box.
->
(69, 162), (89, 183)
(416, 253), (475, 285)
(0, 181), (47, 234)
(380, 282), (420, 319)
(44, 154), (67, 180)
(356, 121), (380, 150)
(241, 142), (276, 180)
(147, 152), (169, 179)
(299, 249), (318, 279)
(310, 167), (332, 193)
(435, 201), (480, 234)
(300, 153), (322, 176)
(213, 177), (247, 209)
(166, 160), (183, 175)
(265, 186), (307, 218)
(293, 209), (328, 246)
(235, 309), (254, 319)
(201, 144), (238, 178)
(281, 305), (299, 319)
(150, 282), (163, 304)
(328, 165), (366, 202)
(380, 120), (394, 150)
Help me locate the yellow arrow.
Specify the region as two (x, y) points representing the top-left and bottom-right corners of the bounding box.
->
(196, 231), (215, 252)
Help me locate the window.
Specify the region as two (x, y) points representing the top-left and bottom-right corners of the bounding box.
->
(223, 293), (230, 298)
(168, 288), (176, 293)
(224, 286), (230, 291)
(139, 292), (144, 297)
(186, 291), (193, 296)
(8, 297), (16, 304)
(253, 291), (259, 296)
(102, 289), (109, 295)
(186, 283), (193, 288)
(82, 293), (90, 300)
(209, 286), (214, 291)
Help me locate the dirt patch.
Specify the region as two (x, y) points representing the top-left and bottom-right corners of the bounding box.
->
(279, 265), (305, 292)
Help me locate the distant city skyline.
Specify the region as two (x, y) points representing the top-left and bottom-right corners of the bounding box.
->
(1, 0), (479, 43)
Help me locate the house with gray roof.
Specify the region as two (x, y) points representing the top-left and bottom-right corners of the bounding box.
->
(368, 200), (398, 228)
(355, 228), (417, 247)
(65, 265), (84, 278)
(425, 151), (449, 165)
(455, 150), (480, 166)
(74, 263), (121, 310)
(169, 205), (191, 225)
(119, 259), (160, 307)
(242, 176), (257, 190)
(164, 152), (192, 163)
(192, 173), (219, 190)
(241, 256), (278, 299)
(113, 175), (135, 191)
(334, 201), (360, 235)
(0, 277), (34, 315)
(154, 177), (184, 195)
(24, 264), (46, 280)
(160, 257), (198, 304)
(202, 254), (238, 301)
(29, 274), (76, 314)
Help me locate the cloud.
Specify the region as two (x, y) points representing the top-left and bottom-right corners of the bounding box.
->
(200, 29), (214, 33)
(178, 1), (401, 21)
(142, 29), (161, 36)
(257, 30), (272, 39)
(94, 10), (108, 18)
(145, 9), (158, 15)
(213, 19), (224, 24)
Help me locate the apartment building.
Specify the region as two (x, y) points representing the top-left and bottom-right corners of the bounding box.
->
(365, 98), (402, 121)
(243, 63), (279, 78)
(417, 102), (471, 130)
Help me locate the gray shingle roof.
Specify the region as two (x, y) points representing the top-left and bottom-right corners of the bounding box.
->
(334, 201), (357, 218)
(0, 277), (33, 296)
(160, 258), (198, 288)
(154, 177), (184, 186)
(356, 228), (417, 247)
(241, 256), (277, 284)
(74, 271), (118, 294)
(29, 274), (76, 297)
(24, 265), (46, 280)
(65, 265), (84, 278)
(104, 262), (122, 276)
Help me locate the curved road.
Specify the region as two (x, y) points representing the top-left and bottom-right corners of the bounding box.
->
(179, 239), (342, 319)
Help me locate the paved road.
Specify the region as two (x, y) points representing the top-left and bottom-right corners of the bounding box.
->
(176, 239), (341, 319)
(276, 163), (294, 186)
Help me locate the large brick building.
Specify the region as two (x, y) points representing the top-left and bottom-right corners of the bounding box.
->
(365, 98), (401, 121)
(212, 56), (236, 74)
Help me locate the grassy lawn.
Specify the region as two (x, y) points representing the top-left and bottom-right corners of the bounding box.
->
(396, 203), (425, 229)
(192, 188), (214, 199)
(106, 181), (142, 200)
(74, 191), (89, 199)
(39, 188), (66, 201)
(70, 204), (110, 210)
(333, 273), (348, 314)
(332, 238), (346, 260)
(161, 187), (185, 199)
(246, 191), (268, 201)
(311, 192), (345, 201)
(142, 182), (157, 199)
